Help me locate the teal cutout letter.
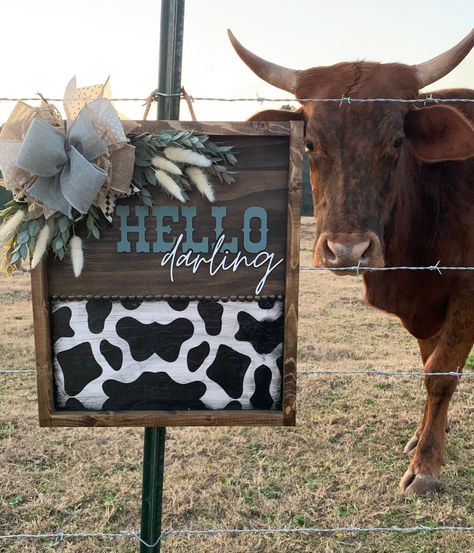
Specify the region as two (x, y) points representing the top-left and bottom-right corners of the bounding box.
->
(211, 206), (238, 253)
(152, 206), (178, 252)
(116, 205), (150, 253)
(182, 206), (209, 252)
(243, 207), (268, 253)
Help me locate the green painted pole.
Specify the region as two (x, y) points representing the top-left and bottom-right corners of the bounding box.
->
(140, 1), (185, 552)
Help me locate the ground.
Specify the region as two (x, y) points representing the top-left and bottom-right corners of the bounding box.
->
(0, 217), (473, 553)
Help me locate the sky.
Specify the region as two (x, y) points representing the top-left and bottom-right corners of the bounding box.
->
(0, 0), (472, 123)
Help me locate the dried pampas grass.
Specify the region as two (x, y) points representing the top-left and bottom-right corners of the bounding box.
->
(0, 210), (25, 244)
(185, 166), (215, 202)
(31, 222), (51, 269)
(164, 147), (212, 168)
(151, 155), (182, 175)
(154, 170), (186, 202)
(69, 236), (84, 277)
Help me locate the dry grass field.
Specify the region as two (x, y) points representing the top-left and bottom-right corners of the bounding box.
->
(1, 217), (473, 552)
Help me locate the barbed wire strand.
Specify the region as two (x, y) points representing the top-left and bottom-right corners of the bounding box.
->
(2, 368), (474, 378)
(2, 524), (474, 545)
(0, 93), (473, 104)
(301, 264), (474, 274)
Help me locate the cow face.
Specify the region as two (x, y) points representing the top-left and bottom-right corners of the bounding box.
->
(229, 29), (474, 271)
(296, 68), (416, 270)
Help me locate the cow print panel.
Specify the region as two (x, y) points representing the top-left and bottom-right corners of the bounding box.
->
(121, 298), (143, 310)
(250, 365), (274, 409)
(235, 311), (284, 354)
(207, 344), (251, 399)
(52, 299), (284, 411)
(187, 341), (210, 372)
(102, 372), (206, 410)
(198, 300), (223, 336)
(168, 298), (190, 311)
(100, 339), (123, 371)
(56, 342), (103, 396)
(51, 306), (74, 343)
(116, 317), (194, 362)
(86, 300), (112, 333)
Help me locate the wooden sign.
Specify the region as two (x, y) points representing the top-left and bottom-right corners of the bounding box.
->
(32, 121), (303, 427)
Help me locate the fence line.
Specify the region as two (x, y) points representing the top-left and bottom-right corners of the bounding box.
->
(2, 368), (474, 378)
(0, 93), (473, 104)
(301, 264), (474, 275)
(2, 524), (474, 547)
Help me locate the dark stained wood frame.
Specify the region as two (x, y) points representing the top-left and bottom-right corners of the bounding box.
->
(32, 121), (304, 427)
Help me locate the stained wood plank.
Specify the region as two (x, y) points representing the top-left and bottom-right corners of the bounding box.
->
(282, 121), (304, 425)
(139, 120), (291, 136)
(31, 261), (54, 426)
(49, 410), (285, 427)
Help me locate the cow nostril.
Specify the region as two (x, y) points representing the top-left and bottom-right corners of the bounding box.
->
(323, 239), (337, 262)
(359, 240), (372, 259)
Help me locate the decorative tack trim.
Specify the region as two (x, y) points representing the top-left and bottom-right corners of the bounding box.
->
(49, 294), (285, 302)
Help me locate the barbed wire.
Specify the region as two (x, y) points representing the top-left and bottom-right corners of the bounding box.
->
(301, 263), (474, 275)
(299, 369), (474, 378)
(0, 92), (473, 104)
(2, 524), (474, 546)
(2, 368), (474, 378)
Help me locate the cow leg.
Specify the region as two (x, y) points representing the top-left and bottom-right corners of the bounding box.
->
(403, 336), (439, 455)
(400, 301), (474, 495)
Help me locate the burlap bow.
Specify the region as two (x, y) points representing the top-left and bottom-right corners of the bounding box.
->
(0, 78), (136, 220)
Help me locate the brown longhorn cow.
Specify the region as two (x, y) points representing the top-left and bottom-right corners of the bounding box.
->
(229, 28), (474, 495)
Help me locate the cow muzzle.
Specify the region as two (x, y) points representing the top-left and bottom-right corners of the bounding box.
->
(313, 232), (384, 272)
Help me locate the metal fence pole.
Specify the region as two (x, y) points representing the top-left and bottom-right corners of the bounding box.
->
(140, 1), (185, 552)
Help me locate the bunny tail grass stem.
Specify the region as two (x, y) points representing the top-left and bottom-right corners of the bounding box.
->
(69, 236), (84, 278)
(185, 166), (215, 202)
(164, 147), (212, 168)
(154, 170), (186, 202)
(31, 222), (51, 269)
(151, 155), (182, 175)
(0, 210), (25, 244)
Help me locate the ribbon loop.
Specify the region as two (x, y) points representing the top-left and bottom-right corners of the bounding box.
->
(16, 118), (68, 177)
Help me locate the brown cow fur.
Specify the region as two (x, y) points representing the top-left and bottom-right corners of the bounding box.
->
(250, 65), (474, 495)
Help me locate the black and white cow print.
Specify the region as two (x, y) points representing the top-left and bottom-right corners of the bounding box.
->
(51, 298), (284, 411)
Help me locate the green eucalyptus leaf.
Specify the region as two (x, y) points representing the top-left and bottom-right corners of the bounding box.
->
(58, 216), (70, 232)
(144, 167), (157, 186)
(10, 251), (21, 264)
(91, 225), (100, 240)
(53, 237), (64, 251)
(28, 219), (42, 237)
(16, 230), (29, 244)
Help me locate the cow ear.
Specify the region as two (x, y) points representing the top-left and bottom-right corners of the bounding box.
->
(248, 108), (305, 122)
(405, 105), (474, 162)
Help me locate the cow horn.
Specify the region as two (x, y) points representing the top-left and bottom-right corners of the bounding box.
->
(414, 28), (474, 88)
(228, 29), (298, 93)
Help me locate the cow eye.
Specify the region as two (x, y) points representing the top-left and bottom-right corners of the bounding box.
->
(393, 137), (404, 148)
(305, 142), (314, 151)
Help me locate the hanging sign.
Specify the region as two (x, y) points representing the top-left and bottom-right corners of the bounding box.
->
(31, 120), (303, 427)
